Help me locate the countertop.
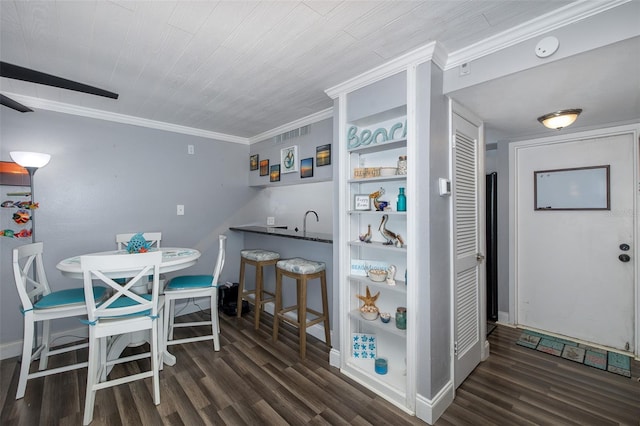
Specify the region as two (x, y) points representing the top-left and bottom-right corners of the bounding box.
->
(229, 225), (333, 244)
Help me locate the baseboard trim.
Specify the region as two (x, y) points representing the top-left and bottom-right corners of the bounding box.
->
(329, 348), (341, 368)
(498, 310), (510, 324)
(416, 381), (454, 425)
(0, 326), (89, 361)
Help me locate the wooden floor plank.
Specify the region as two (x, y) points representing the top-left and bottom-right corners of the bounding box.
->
(2, 313), (639, 425)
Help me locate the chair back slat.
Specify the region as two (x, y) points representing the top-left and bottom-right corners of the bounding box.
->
(81, 251), (161, 323)
(212, 235), (226, 287)
(12, 242), (51, 311)
(115, 232), (162, 250)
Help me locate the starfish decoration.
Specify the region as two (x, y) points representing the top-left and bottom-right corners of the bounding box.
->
(356, 286), (380, 310)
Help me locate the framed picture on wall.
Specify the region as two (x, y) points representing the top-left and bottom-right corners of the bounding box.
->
(259, 159), (269, 176)
(280, 145), (298, 173)
(250, 154), (259, 171)
(270, 164), (281, 182)
(316, 144), (331, 166)
(300, 157), (313, 178)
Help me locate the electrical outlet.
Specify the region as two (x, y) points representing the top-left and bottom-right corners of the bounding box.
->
(188, 145), (194, 155)
(177, 204), (185, 215)
(267, 216), (275, 226)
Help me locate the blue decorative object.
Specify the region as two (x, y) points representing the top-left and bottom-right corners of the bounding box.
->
(126, 233), (151, 253)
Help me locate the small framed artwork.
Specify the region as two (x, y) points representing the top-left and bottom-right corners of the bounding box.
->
(250, 154), (259, 171)
(280, 145), (298, 173)
(259, 159), (269, 176)
(300, 157), (313, 178)
(270, 164), (281, 182)
(354, 194), (370, 211)
(316, 144), (331, 166)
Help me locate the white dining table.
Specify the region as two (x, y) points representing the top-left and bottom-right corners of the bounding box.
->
(56, 247), (201, 279)
(56, 247), (201, 367)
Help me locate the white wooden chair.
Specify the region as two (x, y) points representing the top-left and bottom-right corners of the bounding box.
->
(80, 251), (163, 425)
(164, 235), (226, 355)
(115, 232), (162, 250)
(12, 242), (108, 399)
(115, 232), (163, 292)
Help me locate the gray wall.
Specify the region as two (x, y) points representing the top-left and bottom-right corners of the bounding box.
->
(0, 109), (254, 355)
(414, 61), (451, 399)
(248, 118), (333, 187)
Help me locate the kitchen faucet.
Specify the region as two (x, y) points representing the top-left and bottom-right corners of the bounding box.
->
(303, 210), (319, 235)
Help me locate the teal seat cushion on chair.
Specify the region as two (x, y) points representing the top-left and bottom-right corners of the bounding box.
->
(34, 287), (108, 309)
(167, 275), (215, 290)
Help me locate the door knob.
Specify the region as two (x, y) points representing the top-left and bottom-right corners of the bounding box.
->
(620, 243), (630, 251)
(619, 254), (631, 262)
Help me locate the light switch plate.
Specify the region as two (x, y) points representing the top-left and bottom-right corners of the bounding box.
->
(177, 205), (185, 215)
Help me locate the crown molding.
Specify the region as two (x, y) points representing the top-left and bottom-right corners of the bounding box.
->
(2, 93), (250, 145)
(248, 107), (334, 144)
(325, 41), (443, 98)
(445, 0), (630, 69)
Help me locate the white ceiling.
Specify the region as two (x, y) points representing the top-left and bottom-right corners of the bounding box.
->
(1, 1), (637, 141)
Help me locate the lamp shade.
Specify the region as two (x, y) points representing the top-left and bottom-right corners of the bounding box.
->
(10, 151), (51, 168)
(537, 109), (582, 130)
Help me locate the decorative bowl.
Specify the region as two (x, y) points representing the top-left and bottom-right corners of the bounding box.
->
(360, 309), (379, 321)
(380, 312), (391, 323)
(379, 167), (397, 177)
(368, 269), (387, 282)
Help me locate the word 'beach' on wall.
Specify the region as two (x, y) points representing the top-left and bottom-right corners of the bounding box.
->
(348, 120), (406, 149)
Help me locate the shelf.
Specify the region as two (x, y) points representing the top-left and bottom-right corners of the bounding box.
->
(349, 275), (406, 293)
(349, 310), (406, 337)
(348, 175), (406, 184)
(348, 138), (406, 155)
(348, 210), (406, 216)
(349, 240), (406, 252)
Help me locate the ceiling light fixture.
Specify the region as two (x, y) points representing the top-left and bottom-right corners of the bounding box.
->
(537, 109), (582, 130)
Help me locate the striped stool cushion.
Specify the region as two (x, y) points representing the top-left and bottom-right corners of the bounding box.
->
(277, 258), (325, 274)
(241, 249), (280, 262)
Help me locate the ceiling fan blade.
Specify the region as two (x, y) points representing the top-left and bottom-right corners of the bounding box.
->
(0, 61), (118, 99)
(0, 94), (33, 112)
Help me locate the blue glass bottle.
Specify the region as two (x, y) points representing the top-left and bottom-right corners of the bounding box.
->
(397, 187), (406, 212)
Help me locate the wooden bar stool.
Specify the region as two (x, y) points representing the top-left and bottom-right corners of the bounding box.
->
(273, 258), (331, 359)
(237, 249), (280, 330)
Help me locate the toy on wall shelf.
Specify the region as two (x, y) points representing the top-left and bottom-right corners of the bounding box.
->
(369, 187), (390, 211)
(12, 210), (31, 224)
(1, 200), (38, 209)
(379, 214), (404, 247)
(359, 224), (372, 243)
(1, 228), (32, 238)
(357, 286), (380, 321)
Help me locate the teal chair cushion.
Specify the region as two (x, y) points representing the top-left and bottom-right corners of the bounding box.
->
(99, 293), (153, 318)
(34, 286), (108, 309)
(166, 275), (215, 290)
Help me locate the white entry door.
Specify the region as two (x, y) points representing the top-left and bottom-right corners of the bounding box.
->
(515, 133), (635, 352)
(452, 111), (485, 388)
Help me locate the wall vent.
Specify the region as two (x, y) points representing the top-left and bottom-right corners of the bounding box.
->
(274, 125), (310, 144)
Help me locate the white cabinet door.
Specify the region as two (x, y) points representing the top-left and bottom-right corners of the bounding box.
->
(452, 112), (484, 388)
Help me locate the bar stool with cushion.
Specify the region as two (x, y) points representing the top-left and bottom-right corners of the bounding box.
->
(272, 257), (331, 359)
(237, 249), (280, 330)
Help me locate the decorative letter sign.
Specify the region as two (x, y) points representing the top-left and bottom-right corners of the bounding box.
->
(347, 120), (407, 149)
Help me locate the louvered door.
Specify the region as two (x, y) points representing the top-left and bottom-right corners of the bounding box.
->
(452, 111), (484, 388)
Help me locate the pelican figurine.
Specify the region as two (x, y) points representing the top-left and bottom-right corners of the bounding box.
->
(379, 214), (404, 246)
(359, 224), (372, 243)
(369, 187), (386, 211)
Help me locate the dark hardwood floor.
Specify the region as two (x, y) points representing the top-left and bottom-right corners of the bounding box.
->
(1, 311), (639, 425)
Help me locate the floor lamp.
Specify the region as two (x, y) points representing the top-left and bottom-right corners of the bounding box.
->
(9, 151), (51, 352)
(9, 151), (51, 243)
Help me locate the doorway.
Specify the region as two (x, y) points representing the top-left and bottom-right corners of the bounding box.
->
(510, 127), (638, 354)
